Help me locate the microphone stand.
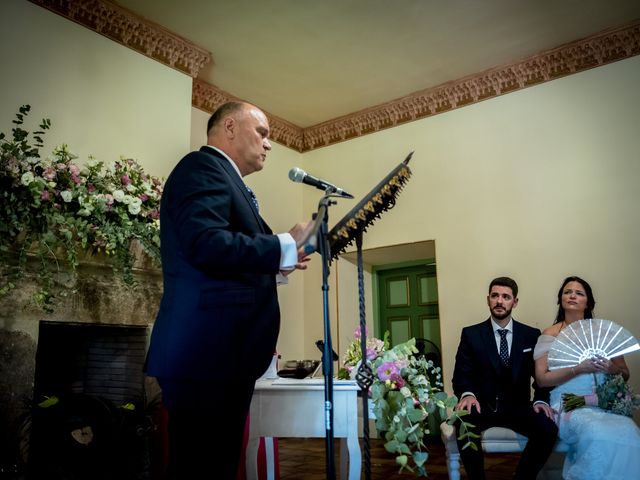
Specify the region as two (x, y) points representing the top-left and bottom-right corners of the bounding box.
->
(302, 191), (340, 480)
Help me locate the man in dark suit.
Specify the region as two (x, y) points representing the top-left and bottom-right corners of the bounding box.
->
(145, 101), (312, 479)
(452, 277), (558, 480)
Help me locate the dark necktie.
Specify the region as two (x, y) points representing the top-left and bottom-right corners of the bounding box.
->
(498, 329), (510, 366)
(245, 185), (259, 211)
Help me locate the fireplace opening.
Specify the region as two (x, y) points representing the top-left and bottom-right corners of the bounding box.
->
(26, 321), (164, 480)
(33, 321), (148, 405)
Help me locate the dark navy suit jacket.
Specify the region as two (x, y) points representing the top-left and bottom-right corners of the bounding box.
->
(146, 147), (282, 382)
(452, 318), (549, 411)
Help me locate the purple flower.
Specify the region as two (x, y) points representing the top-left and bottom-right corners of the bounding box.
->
(377, 361), (401, 382)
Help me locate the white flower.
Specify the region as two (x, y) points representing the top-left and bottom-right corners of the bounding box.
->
(112, 189), (125, 202)
(128, 198), (142, 215)
(21, 171), (34, 185)
(60, 190), (73, 202)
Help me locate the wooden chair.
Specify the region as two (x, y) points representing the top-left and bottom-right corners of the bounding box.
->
(440, 422), (568, 480)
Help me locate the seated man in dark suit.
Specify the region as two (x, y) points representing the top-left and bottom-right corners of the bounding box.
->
(452, 276), (558, 480)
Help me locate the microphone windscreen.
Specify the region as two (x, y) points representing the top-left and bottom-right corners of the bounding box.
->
(288, 167), (305, 183)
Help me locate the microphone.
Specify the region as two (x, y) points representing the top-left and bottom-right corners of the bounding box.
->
(288, 167), (353, 198)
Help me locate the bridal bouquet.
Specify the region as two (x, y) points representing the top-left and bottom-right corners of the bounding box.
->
(562, 373), (640, 417)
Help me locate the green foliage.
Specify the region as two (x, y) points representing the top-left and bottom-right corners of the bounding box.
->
(0, 105), (163, 311)
(352, 336), (476, 477)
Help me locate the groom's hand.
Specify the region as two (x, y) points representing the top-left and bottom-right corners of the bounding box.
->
(456, 395), (481, 414)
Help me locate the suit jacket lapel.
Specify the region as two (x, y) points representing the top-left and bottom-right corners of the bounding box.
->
(202, 147), (266, 231)
(510, 321), (524, 379)
(482, 319), (502, 373)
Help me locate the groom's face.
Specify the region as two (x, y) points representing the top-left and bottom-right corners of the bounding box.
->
(487, 286), (518, 320)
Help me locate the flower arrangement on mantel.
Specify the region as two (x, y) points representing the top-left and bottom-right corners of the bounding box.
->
(338, 328), (475, 477)
(0, 105), (163, 311)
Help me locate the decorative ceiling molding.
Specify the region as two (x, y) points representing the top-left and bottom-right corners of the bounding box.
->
(30, 0), (639, 152)
(29, 0), (211, 78)
(302, 19), (640, 152)
(193, 19), (640, 152)
(192, 80), (305, 152)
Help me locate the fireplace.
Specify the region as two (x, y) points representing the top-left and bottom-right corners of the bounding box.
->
(33, 321), (148, 405)
(0, 250), (164, 478)
(27, 321), (163, 480)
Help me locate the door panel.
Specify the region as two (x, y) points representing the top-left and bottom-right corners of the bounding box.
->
(377, 264), (440, 351)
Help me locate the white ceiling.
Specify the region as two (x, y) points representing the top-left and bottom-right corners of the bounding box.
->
(117, 0), (640, 127)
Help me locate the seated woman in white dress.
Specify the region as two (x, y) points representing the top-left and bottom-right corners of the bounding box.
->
(533, 275), (640, 480)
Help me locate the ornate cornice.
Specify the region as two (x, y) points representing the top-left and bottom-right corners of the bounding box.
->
(28, 0), (211, 78)
(192, 79), (305, 152)
(29, 0), (640, 152)
(302, 19), (640, 151)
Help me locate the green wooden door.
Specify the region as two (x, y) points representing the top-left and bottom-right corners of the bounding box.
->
(377, 264), (441, 351)
(376, 262), (442, 438)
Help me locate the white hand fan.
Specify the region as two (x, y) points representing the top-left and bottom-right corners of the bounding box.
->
(547, 318), (640, 370)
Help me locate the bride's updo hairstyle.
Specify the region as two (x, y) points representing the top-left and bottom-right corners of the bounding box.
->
(554, 275), (596, 324)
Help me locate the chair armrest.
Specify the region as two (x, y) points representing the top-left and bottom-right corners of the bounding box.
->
(440, 421), (460, 454)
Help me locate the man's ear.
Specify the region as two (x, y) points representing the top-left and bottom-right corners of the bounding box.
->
(222, 116), (236, 138)
(513, 297), (519, 308)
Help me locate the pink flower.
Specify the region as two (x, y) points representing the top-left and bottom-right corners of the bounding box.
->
(104, 194), (114, 206)
(69, 164), (80, 176)
(366, 347), (378, 360)
(353, 326), (369, 340)
(139, 193), (149, 202)
(121, 174), (131, 186)
(43, 167), (56, 180)
(41, 190), (50, 201)
(377, 361), (401, 382)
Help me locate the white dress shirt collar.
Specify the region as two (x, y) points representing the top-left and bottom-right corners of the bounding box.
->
(203, 145), (242, 179)
(491, 317), (513, 333)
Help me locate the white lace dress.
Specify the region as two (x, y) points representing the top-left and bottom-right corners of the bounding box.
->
(534, 334), (640, 479)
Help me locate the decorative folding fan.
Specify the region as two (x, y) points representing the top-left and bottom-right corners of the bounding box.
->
(547, 318), (640, 370)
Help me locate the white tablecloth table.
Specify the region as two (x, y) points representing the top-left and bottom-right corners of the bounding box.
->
(246, 377), (361, 480)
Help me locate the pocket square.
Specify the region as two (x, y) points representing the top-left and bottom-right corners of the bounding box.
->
(522, 348), (532, 352)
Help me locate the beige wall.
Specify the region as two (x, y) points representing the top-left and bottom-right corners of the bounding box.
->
(302, 56), (640, 405)
(0, 0), (191, 178)
(5, 0), (640, 410)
